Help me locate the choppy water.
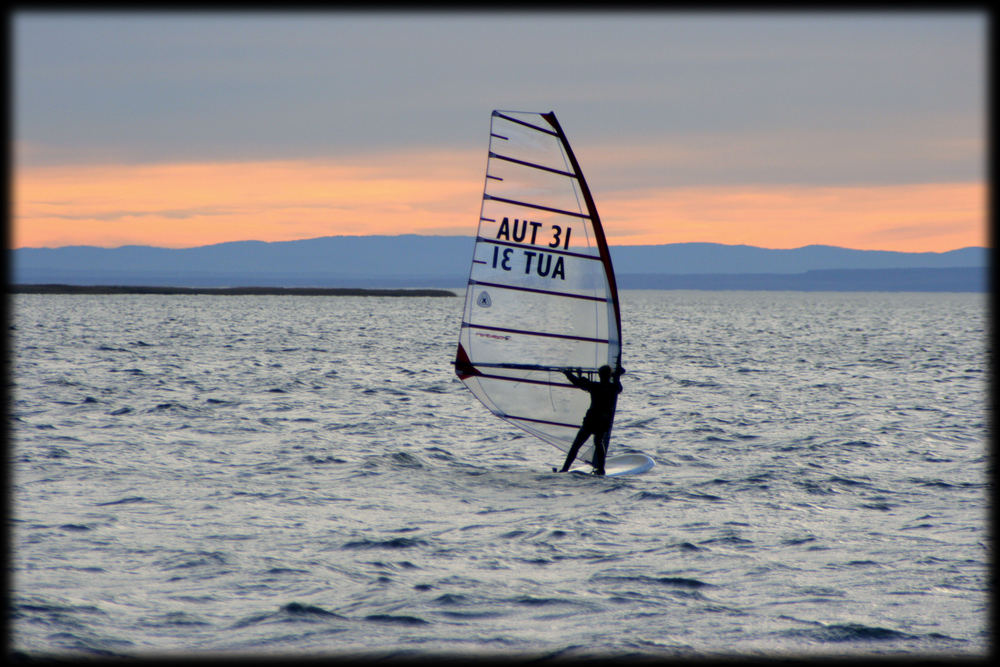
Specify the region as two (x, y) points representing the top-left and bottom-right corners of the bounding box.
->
(9, 291), (989, 658)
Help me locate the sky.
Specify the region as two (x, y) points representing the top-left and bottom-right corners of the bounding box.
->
(12, 11), (987, 252)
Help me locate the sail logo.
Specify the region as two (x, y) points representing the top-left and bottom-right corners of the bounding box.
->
(477, 291), (492, 307)
(476, 332), (510, 341)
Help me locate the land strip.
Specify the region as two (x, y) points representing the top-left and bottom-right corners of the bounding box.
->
(11, 284), (456, 297)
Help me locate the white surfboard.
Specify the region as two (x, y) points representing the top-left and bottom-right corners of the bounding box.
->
(561, 452), (655, 477)
(603, 453), (655, 476)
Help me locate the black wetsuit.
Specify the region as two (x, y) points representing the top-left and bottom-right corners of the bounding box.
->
(560, 368), (623, 474)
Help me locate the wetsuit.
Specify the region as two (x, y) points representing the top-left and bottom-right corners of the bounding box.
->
(559, 367), (623, 474)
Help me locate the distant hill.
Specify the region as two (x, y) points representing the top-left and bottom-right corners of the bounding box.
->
(11, 235), (989, 292)
(619, 267), (986, 292)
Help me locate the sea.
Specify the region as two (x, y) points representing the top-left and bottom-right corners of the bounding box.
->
(8, 290), (989, 659)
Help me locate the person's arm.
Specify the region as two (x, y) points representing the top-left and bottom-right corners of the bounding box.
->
(563, 368), (590, 390)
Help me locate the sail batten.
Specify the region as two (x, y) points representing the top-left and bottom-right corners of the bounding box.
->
(469, 280), (608, 302)
(462, 322), (611, 345)
(470, 372), (576, 388)
(493, 111), (560, 136)
(473, 362), (605, 372)
(455, 110), (621, 465)
(488, 152), (578, 178)
(482, 194), (592, 220)
(502, 415), (580, 429)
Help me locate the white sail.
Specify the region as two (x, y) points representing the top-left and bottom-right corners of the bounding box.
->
(455, 110), (622, 465)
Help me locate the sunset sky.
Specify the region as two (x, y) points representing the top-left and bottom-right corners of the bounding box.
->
(13, 11), (987, 252)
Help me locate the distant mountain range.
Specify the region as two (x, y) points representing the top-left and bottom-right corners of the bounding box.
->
(11, 235), (989, 292)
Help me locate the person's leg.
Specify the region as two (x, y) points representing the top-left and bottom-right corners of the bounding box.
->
(591, 429), (608, 475)
(559, 427), (592, 472)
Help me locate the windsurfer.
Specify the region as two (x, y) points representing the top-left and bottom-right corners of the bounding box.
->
(558, 365), (624, 475)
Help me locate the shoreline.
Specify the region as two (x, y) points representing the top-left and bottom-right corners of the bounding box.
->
(10, 284), (457, 297)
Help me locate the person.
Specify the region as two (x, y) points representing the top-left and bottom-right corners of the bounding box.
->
(558, 364), (624, 475)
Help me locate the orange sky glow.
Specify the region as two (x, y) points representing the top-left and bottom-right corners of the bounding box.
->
(14, 153), (986, 253)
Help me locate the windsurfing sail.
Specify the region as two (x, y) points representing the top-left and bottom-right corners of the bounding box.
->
(455, 110), (622, 466)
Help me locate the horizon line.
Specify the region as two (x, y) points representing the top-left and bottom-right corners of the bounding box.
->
(13, 234), (988, 255)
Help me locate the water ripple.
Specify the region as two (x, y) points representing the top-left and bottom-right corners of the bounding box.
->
(10, 291), (987, 657)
